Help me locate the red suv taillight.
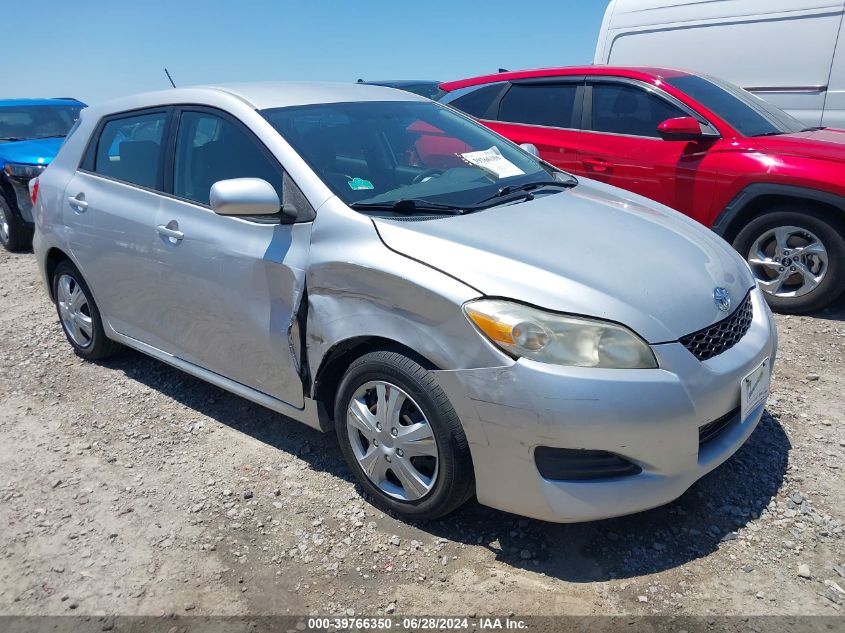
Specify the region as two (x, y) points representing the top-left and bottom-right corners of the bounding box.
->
(29, 177), (39, 206)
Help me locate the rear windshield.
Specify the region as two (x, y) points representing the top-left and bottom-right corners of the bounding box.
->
(666, 75), (806, 137)
(0, 104), (83, 142)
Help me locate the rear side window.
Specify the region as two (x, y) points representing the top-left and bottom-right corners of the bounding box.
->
(173, 111), (282, 206)
(498, 83), (579, 128)
(589, 83), (685, 138)
(93, 112), (167, 189)
(448, 84), (506, 119)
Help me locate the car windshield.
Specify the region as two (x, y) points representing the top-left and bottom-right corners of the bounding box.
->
(0, 104), (83, 141)
(666, 75), (806, 137)
(261, 100), (562, 210)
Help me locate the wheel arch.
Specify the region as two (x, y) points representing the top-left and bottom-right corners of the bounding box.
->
(312, 336), (439, 429)
(713, 184), (845, 243)
(44, 247), (74, 302)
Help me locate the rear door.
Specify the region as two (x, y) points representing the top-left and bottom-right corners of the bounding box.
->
(150, 107), (311, 407)
(65, 108), (171, 344)
(577, 77), (721, 222)
(445, 79), (584, 173)
(485, 79), (584, 173)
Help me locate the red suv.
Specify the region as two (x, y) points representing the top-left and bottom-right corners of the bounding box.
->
(439, 66), (845, 313)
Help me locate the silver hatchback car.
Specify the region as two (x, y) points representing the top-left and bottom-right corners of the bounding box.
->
(32, 82), (776, 523)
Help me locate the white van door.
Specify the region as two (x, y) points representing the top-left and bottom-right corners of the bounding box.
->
(822, 14), (845, 128)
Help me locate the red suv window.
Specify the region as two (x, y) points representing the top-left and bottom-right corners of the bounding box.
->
(498, 83), (579, 129)
(589, 83), (685, 138)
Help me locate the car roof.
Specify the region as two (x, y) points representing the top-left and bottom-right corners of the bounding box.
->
(359, 80), (440, 87)
(89, 81), (427, 115)
(0, 98), (86, 107)
(439, 66), (694, 92)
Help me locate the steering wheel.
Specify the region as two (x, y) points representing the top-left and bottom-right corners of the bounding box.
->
(412, 168), (444, 184)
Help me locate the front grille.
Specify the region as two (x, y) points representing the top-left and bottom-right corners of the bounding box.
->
(680, 293), (753, 361)
(534, 447), (642, 481)
(698, 408), (740, 446)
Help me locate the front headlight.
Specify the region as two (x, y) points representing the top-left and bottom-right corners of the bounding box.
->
(3, 163), (46, 179)
(464, 299), (657, 369)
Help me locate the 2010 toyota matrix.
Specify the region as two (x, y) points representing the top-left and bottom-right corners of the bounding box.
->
(30, 82), (777, 522)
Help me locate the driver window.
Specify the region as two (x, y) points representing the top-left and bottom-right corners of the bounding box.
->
(589, 83), (686, 138)
(173, 111), (283, 206)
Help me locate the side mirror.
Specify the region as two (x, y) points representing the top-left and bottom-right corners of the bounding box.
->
(657, 116), (705, 141)
(519, 143), (539, 157)
(210, 178), (291, 217)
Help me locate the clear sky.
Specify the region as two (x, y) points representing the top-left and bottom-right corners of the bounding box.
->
(5, 0), (607, 105)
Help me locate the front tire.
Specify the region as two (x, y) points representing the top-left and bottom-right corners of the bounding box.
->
(52, 260), (121, 360)
(733, 206), (845, 313)
(334, 350), (474, 521)
(0, 195), (32, 253)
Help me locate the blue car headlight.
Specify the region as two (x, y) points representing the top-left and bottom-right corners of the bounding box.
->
(3, 163), (46, 179)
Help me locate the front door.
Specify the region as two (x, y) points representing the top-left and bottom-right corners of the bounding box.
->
(151, 108), (310, 408)
(576, 79), (721, 224)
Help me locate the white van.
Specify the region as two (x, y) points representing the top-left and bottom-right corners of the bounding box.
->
(595, 0), (845, 128)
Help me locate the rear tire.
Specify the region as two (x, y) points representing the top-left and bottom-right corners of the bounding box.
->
(0, 195), (32, 253)
(51, 260), (121, 360)
(334, 350), (475, 521)
(732, 206), (845, 314)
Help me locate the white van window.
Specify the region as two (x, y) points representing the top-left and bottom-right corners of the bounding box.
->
(666, 75), (807, 137)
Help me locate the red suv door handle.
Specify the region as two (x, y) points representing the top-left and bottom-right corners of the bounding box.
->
(583, 158), (610, 173)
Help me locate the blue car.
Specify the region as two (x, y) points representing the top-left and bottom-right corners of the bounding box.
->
(0, 98), (85, 251)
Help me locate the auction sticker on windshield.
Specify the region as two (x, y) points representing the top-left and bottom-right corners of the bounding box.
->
(348, 177), (374, 190)
(741, 357), (770, 421)
(459, 146), (524, 179)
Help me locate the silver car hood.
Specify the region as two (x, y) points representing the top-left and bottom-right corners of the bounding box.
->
(373, 180), (755, 343)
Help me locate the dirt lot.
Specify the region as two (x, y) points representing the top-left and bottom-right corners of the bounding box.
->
(0, 246), (843, 619)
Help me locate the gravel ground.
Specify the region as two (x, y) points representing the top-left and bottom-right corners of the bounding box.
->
(0, 247), (843, 618)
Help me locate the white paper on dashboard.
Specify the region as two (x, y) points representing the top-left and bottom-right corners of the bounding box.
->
(459, 146), (525, 179)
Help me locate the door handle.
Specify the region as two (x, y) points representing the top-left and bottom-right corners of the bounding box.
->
(583, 158), (610, 173)
(156, 225), (184, 241)
(68, 194), (88, 212)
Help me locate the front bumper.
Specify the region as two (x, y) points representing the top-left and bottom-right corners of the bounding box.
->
(433, 288), (777, 523)
(4, 175), (35, 225)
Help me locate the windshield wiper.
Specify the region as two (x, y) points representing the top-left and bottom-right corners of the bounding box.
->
(0, 137), (26, 142)
(800, 126), (825, 132)
(751, 131), (785, 137)
(473, 179), (576, 207)
(350, 198), (465, 215)
(499, 179), (577, 197)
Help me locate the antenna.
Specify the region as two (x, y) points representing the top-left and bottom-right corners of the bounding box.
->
(164, 68), (176, 88)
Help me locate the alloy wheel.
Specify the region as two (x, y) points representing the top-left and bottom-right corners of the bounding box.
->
(747, 225), (828, 298)
(56, 274), (94, 348)
(346, 380), (439, 501)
